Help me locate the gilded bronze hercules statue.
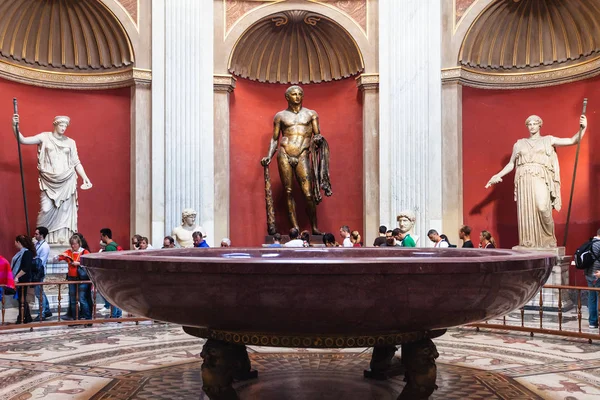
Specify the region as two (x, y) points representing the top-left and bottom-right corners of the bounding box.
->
(261, 85), (332, 235)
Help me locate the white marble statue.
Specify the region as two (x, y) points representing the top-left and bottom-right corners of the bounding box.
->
(12, 114), (92, 244)
(397, 210), (419, 246)
(172, 208), (205, 248)
(485, 114), (587, 248)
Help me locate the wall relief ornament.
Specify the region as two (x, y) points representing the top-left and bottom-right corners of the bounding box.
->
(226, 0), (277, 33)
(455, 0), (479, 26)
(225, 0), (367, 35)
(116, 0), (138, 25)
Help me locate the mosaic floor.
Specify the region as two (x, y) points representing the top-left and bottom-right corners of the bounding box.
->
(1, 323), (600, 399)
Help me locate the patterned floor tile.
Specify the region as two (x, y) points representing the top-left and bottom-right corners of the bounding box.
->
(0, 325), (599, 399)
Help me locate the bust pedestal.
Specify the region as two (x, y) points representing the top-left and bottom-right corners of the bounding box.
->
(520, 246), (573, 311)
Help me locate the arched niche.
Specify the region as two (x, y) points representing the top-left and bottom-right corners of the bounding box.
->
(0, 0), (144, 89)
(217, 1), (375, 75)
(447, 0), (600, 89)
(228, 10), (364, 84)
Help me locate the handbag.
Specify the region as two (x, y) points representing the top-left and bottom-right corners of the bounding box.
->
(77, 265), (90, 280)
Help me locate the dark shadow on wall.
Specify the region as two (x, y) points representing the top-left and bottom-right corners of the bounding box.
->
(468, 155), (518, 249)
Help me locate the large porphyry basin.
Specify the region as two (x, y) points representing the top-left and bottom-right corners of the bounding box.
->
(82, 248), (554, 335)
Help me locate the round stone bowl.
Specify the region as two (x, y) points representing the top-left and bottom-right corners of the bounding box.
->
(82, 248), (554, 335)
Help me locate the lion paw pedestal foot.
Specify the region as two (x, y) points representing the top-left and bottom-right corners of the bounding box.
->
(364, 345), (404, 380)
(397, 338), (439, 400)
(200, 339), (258, 400)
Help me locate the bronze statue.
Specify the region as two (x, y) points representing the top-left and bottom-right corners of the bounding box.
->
(261, 86), (332, 235)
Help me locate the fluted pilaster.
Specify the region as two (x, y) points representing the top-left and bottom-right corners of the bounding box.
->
(152, 0), (214, 246)
(379, 0), (443, 244)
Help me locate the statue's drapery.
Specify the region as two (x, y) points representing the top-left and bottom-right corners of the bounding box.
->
(513, 135), (560, 248)
(37, 132), (80, 244)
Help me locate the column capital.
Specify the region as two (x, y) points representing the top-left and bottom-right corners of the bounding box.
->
(214, 74), (237, 92)
(356, 73), (379, 91)
(441, 67), (461, 85)
(133, 68), (152, 87)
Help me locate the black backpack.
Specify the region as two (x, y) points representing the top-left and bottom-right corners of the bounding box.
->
(31, 257), (45, 282)
(575, 239), (600, 270)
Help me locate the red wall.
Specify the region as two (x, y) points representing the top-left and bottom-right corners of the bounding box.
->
(230, 78), (363, 247)
(463, 78), (600, 285)
(0, 77), (131, 259)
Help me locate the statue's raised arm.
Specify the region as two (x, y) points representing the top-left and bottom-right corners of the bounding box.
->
(12, 114), (42, 145)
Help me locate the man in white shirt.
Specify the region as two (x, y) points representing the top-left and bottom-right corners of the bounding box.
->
(427, 229), (449, 248)
(33, 226), (52, 320)
(284, 228), (305, 247)
(340, 225), (353, 247)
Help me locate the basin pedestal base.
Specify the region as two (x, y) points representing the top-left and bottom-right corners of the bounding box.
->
(200, 339), (258, 400)
(363, 339), (440, 400)
(186, 326), (445, 400)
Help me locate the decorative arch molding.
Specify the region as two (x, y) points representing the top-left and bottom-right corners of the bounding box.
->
(444, 0), (600, 89)
(0, 0), (146, 90)
(220, 1), (375, 75)
(229, 10), (364, 84)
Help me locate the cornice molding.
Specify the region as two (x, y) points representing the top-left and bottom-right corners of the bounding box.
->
(0, 60), (148, 90)
(214, 74), (237, 93)
(442, 58), (600, 89)
(132, 68), (152, 87)
(356, 73), (379, 91)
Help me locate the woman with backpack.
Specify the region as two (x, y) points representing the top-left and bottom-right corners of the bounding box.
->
(12, 235), (37, 324)
(57, 235), (92, 322)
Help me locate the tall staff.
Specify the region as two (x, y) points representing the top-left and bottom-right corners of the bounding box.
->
(13, 98), (30, 236)
(563, 98), (588, 247)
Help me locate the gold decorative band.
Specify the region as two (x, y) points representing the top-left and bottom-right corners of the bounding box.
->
(0, 60), (152, 90)
(442, 58), (600, 89)
(183, 326), (447, 348)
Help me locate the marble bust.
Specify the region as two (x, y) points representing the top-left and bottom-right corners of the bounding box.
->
(397, 210), (419, 245)
(13, 114), (92, 244)
(172, 208), (205, 248)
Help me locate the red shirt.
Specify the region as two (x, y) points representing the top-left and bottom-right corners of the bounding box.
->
(59, 248), (90, 277)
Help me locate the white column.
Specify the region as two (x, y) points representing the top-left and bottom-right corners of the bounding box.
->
(152, 0), (214, 246)
(357, 74), (380, 247)
(379, 0), (443, 245)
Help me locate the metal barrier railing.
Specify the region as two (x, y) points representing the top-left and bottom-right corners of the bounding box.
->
(3, 282), (598, 341)
(0, 281), (149, 331)
(469, 284), (600, 342)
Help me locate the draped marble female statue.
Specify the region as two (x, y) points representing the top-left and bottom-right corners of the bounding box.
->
(12, 114), (92, 244)
(485, 115), (587, 248)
